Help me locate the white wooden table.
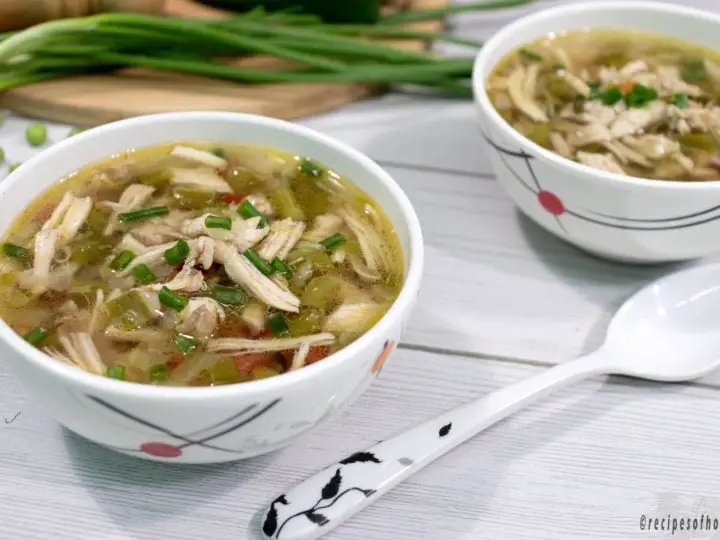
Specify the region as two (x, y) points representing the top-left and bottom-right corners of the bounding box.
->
(3, 1), (720, 539)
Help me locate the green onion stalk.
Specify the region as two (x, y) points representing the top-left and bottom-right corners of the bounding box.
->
(0, 0), (533, 97)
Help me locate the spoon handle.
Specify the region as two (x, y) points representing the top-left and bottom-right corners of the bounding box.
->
(261, 352), (611, 540)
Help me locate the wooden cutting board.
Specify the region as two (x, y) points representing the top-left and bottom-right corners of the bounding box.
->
(0, 0), (449, 126)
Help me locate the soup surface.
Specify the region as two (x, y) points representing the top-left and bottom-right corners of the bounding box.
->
(487, 29), (720, 181)
(0, 142), (403, 386)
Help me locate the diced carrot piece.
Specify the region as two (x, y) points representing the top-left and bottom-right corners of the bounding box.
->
(167, 357), (183, 370)
(222, 193), (246, 205)
(305, 346), (330, 365)
(234, 353), (274, 373)
(620, 82), (634, 93)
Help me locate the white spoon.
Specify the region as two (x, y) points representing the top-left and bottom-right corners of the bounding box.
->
(260, 263), (720, 540)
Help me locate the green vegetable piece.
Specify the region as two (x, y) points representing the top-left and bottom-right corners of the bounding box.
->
(244, 248), (274, 276)
(174, 334), (200, 355)
(237, 199), (266, 225)
(519, 48), (543, 61)
(8, 163), (21, 173)
(24, 326), (48, 345)
(119, 206), (169, 222)
(553, 63), (566, 72)
(172, 188), (215, 210)
(68, 126), (85, 137)
(678, 133), (714, 151)
(624, 84), (658, 108)
(25, 123), (47, 146)
(673, 93), (689, 109)
(149, 363), (170, 382)
(211, 147), (227, 159)
(164, 239), (190, 266)
(159, 286), (188, 312)
(109, 250), (135, 271)
(107, 365), (126, 380)
(267, 313), (290, 336)
(299, 158), (325, 178)
(271, 257), (292, 278)
(320, 233), (346, 250)
(601, 87), (623, 106)
(272, 187), (305, 221)
(205, 215), (232, 230)
(131, 264), (156, 285)
(3, 243), (29, 259)
(212, 284), (247, 306)
(682, 59), (708, 83)
(0, 147), (4, 164)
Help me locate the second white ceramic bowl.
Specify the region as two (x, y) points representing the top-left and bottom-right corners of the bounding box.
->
(0, 112), (423, 464)
(473, 1), (720, 264)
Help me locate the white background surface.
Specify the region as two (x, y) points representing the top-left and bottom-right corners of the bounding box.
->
(3, 1), (720, 539)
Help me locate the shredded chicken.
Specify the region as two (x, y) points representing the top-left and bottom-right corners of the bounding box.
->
(171, 146), (227, 169)
(550, 132), (573, 158)
(257, 219), (306, 261)
(557, 69), (591, 97)
(182, 214), (268, 252)
(102, 184), (155, 235)
(215, 242), (300, 312)
(53, 332), (105, 375)
(241, 302), (266, 335)
(177, 298), (225, 339)
(244, 193), (274, 216)
(324, 302), (383, 333)
(150, 266), (205, 293)
(27, 229), (59, 295)
(303, 213), (343, 243)
(576, 152), (626, 175)
(289, 343), (311, 371)
(117, 233), (147, 254)
(130, 210), (190, 245)
(609, 101), (667, 138)
(105, 326), (168, 343)
(118, 240), (178, 277)
(508, 64), (548, 122)
(339, 207), (390, 275)
(603, 141), (652, 168)
(169, 167), (232, 193)
(567, 123), (611, 147)
(207, 332), (336, 355)
(622, 134), (680, 159)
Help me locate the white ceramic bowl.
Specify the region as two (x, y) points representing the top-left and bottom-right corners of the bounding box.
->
(473, 1), (720, 264)
(0, 112), (423, 464)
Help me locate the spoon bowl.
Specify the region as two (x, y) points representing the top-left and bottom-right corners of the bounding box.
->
(606, 263), (720, 381)
(262, 263), (720, 540)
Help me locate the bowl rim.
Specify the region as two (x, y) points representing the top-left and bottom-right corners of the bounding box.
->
(0, 111), (424, 400)
(472, 0), (720, 190)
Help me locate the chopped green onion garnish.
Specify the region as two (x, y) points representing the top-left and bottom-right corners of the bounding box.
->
(24, 326), (48, 345)
(211, 147), (226, 158)
(600, 87), (623, 106)
(682, 59), (708, 83)
(131, 263), (156, 284)
(159, 286), (188, 312)
(519, 48), (543, 61)
(25, 123), (47, 146)
(3, 242), (29, 259)
(673, 92), (689, 109)
(163, 239), (190, 265)
(109, 250), (135, 271)
(237, 199), (265, 223)
(624, 83), (658, 108)
(118, 206), (169, 222)
(212, 284), (247, 306)
(244, 248), (274, 276)
(174, 334), (200, 355)
(267, 313), (289, 336)
(299, 158), (324, 178)
(553, 63), (566, 72)
(149, 363), (170, 382)
(107, 365), (126, 380)
(320, 233), (346, 250)
(271, 258), (292, 277)
(205, 215), (232, 230)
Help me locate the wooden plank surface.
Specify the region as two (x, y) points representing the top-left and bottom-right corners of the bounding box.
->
(0, 0), (446, 127)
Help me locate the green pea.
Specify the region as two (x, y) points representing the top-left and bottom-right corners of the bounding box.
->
(8, 162), (21, 173)
(26, 123), (48, 147)
(68, 126), (85, 138)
